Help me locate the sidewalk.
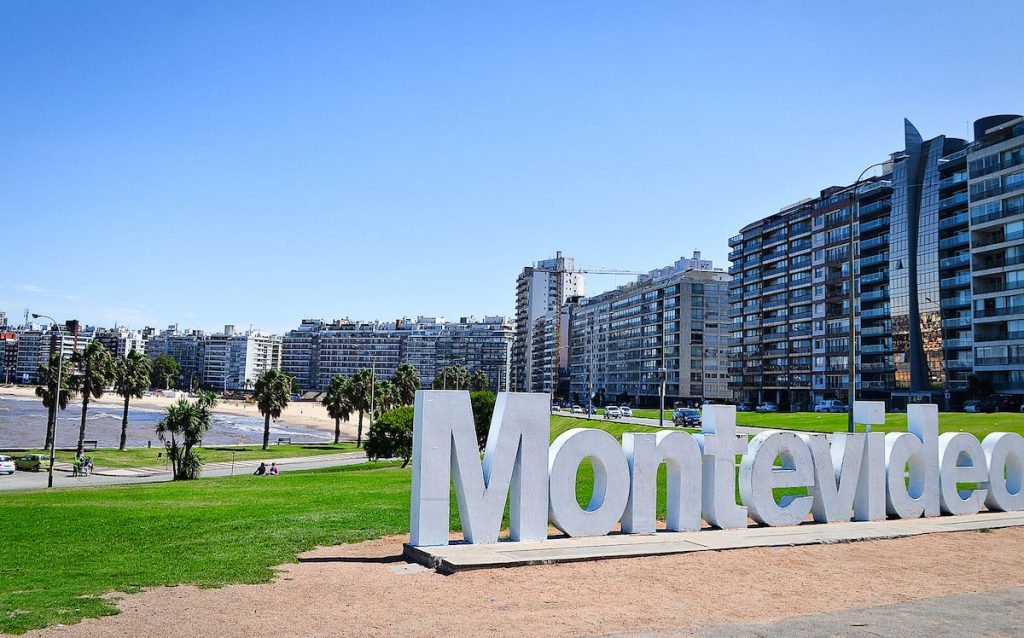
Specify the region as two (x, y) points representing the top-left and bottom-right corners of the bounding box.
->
(93, 451), (367, 478)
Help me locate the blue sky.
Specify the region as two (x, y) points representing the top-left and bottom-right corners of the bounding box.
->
(2, 1), (1022, 333)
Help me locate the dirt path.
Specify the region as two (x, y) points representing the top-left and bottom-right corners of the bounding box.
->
(22, 526), (1024, 637)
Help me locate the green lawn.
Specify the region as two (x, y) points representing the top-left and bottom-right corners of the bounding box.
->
(0, 443), (359, 470)
(598, 408), (1024, 437)
(5, 411), (1004, 634)
(732, 411), (1024, 437)
(0, 416), (652, 634)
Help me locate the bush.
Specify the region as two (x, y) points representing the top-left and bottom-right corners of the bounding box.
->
(470, 390), (496, 451)
(364, 406), (414, 467)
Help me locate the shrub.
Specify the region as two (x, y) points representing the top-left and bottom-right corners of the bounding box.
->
(364, 406), (414, 467)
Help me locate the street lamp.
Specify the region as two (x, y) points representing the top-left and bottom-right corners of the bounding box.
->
(32, 314), (63, 489)
(846, 156), (909, 433)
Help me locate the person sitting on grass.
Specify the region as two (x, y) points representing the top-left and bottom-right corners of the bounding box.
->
(269, 462), (279, 476)
(253, 462), (267, 476)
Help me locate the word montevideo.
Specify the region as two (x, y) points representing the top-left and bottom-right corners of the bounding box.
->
(409, 393), (1024, 546)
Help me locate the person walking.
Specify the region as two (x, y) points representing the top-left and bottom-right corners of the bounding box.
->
(72, 455), (82, 478)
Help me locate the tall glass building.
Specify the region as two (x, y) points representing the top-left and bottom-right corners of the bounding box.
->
(729, 114), (1023, 408)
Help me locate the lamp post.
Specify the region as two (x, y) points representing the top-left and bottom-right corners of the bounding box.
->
(32, 314), (63, 489)
(845, 156), (908, 433)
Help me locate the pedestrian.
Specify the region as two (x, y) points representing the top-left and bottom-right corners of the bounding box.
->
(72, 455), (82, 478)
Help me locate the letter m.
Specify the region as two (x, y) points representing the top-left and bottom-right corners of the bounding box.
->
(409, 391), (550, 546)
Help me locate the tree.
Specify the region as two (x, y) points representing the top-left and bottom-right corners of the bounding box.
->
(470, 390), (497, 451)
(150, 353), (180, 390)
(344, 368), (377, 448)
(364, 406), (414, 467)
(375, 380), (399, 415)
(156, 392), (216, 480)
(321, 375), (354, 444)
(254, 369), (292, 450)
(434, 364), (469, 390)
(70, 340), (113, 456)
(392, 362), (421, 406)
(112, 350), (153, 451)
(34, 353), (78, 449)
(469, 370), (490, 392)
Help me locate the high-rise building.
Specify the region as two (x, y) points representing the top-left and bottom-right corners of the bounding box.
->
(568, 254), (730, 408)
(281, 316), (514, 392)
(13, 322), (94, 384)
(728, 114), (1024, 409)
(512, 251), (585, 394)
(199, 326), (282, 391)
(95, 326), (149, 359)
(968, 115), (1024, 394)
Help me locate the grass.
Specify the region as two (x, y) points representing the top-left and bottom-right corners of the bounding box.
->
(5, 411), (1006, 634)
(0, 443), (359, 470)
(598, 408), (1024, 437)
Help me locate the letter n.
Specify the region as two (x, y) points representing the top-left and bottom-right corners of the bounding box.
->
(409, 391), (550, 546)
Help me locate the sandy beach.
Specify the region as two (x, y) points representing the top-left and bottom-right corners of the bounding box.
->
(0, 385), (361, 440)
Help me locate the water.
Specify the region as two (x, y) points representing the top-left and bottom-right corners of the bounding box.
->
(0, 396), (331, 449)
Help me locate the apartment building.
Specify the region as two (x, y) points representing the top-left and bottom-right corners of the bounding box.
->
(512, 252), (585, 394)
(568, 254), (731, 408)
(199, 325), (282, 391)
(729, 114), (1023, 409)
(282, 316), (514, 392)
(12, 322), (94, 384)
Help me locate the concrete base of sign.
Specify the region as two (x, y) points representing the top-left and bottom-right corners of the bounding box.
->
(403, 511), (1024, 574)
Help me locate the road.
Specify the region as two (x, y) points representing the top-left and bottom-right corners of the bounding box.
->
(0, 451), (368, 491)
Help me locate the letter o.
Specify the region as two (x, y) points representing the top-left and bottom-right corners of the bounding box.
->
(548, 429), (630, 537)
(983, 432), (1024, 512)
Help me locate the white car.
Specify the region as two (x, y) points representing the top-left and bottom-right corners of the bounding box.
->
(571, 405), (584, 414)
(604, 406), (622, 419)
(619, 406), (633, 417)
(0, 456), (15, 475)
(756, 402), (779, 413)
(814, 400), (849, 413)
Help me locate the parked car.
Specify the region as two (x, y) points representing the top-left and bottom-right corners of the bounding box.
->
(604, 406), (622, 419)
(673, 408), (702, 427)
(736, 402), (755, 412)
(979, 394), (1022, 413)
(0, 455), (15, 475)
(963, 400), (982, 413)
(15, 454), (51, 472)
(755, 402), (779, 413)
(550, 404), (561, 412)
(814, 400), (848, 413)
(570, 405), (583, 414)
(619, 406), (633, 417)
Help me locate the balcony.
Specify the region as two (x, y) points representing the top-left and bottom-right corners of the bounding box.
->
(942, 316), (973, 329)
(943, 338), (973, 349)
(860, 235), (890, 251)
(974, 306), (1024, 319)
(938, 233), (970, 250)
(975, 279), (1024, 295)
(938, 212), (970, 231)
(938, 172), (968, 189)
(974, 229), (1024, 250)
(972, 199), (1024, 226)
(940, 253), (971, 269)
(861, 252), (890, 268)
(858, 198), (891, 216)
(940, 274), (972, 289)
(976, 330), (1024, 343)
(862, 307), (891, 318)
(861, 344), (892, 354)
(861, 325), (890, 336)
(947, 360), (974, 371)
(860, 217), (890, 233)
(729, 234), (744, 247)
(860, 271), (888, 285)
(974, 252), (1024, 272)
(941, 296), (972, 309)
(975, 356), (1024, 367)
(938, 192), (969, 210)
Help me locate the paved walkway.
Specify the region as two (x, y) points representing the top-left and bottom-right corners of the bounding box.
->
(0, 451), (368, 491)
(597, 587), (1024, 637)
(580, 414), (829, 436)
(405, 511), (1024, 573)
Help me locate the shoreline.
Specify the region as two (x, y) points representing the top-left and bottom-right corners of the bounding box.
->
(0, 385), (361, 440)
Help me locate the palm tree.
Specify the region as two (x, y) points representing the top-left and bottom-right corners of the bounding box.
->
(70, 340), (113, 456)
(392, 362), (421, 406)
(434, 364), (469, 390)
(469, 370), (490, 392)
(321, 375), (354, 444)
(156, 392), (216, 480)
(253, 369), (291, 450)
(112, 350), (153, 451)
(345, 368), (376, 448)
(35, 353), (78, 449)
(375, 380), (398, 415)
